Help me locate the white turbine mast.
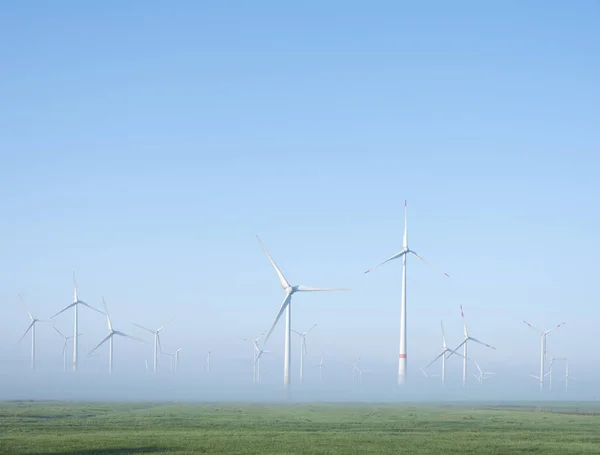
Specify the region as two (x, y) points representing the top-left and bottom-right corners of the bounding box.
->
(244, 330), (266, 383)
(132, 319), (172, 374)
(523, 320), (566, 392)
(364, 200), (449, 386)
(252, 339), (269, 384)
(351, 358), (361, 385)
(54, 327), (83, 372)
(563, 359), (575, 392)
(206, 351), (212, 373)
(52, 271), (103, 372)
(18, 295), (51, 371)
(292, 323), (317, 383)
(257, 235), (348, 393)
(447, 305), (496, 388)
(86, 298), (144, 374)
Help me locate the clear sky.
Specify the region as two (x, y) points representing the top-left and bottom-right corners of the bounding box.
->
(1, 1), (599, 393)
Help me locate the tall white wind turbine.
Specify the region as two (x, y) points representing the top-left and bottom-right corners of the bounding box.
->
(52, 272), (103, 372)
(523, 320), (566, 392)
(257, 236), (348, 392)
(87, 298), (144, 374)
(54, 327), (82, 372)
(364, 200), (449, 385)
(133, 320), (171, 374)
(18, 295), (51, 371)
(292, 324), (317, 383)
(447, 305), (496, 388)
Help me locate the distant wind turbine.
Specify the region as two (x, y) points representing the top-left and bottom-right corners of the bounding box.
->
(447, 305), (496, 388)
(206, 351), (211, 373)
(351, 358), (361, 385)
(252, 340), (269, 384)
(133, 319), (172, 374)
(364, 200), (450, 386)
(316, 352), (326, 382)
(523, 320), (566, 392)
(357, 368), (370, 385)
(257, 236), (348, 392)
(425, 321), (467, 386)
(52, 271), (103, 372)
(292, 324), (317, 383)
(244, 331), (266, 383)
(87, 298), (144, 374)
(18, 295), (51, 371)
(563, 359), (575, 392)
(54, 327), (82, 372)
(472, 361), (495, 383)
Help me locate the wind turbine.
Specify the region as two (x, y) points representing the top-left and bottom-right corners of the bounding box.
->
(257, 236), (348, 392)
(447, 305), (496, 388)
(357, 368), (371, 385)
(244, 330), (266, 383)
(420, 368), (440, 380)
(364, 200), (449, 386)
(523, 320), (566, 392)
(564, 359), (575, 392)
(52, 271), (103, 372)
(546, 354), (566, 392)
(292, 324), (317, 383)
(252, 340), (269, 384)
(54, 327), (82, 372)
(87, 298), (144, 374)
(132, 320), (171, 374)
(17, 295), (51, 371)
(351, 358), (361, 385)
(316, 352), (326, 382)
(425, 321), (464, 386)
(472, 361), (495, 383)
(174, 348), (183, 373)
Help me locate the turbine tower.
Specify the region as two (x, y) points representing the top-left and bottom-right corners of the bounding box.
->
(292, 324), (317, 383)
(133, 320), (171, 374)
(244, 330), (266, 383)
(52, 271), (103, 372)
(564, 359), (575, 392)
(252, 340), (269, 384)
(87, 298), (144, 374)
(448, 305), (496, 388)
(174, 348), (183, 372)
(18, 295), (50, 371)
(54, 327), (82, 372)
(257, 236), (348, 392)
(206, 351), (211, 373)
(364, 200), (449, 385)
(523, 320), (566, 392)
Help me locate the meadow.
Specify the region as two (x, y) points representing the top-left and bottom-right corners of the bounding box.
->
(1, 400), (599, 454)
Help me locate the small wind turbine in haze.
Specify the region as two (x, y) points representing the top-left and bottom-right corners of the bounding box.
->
(546, 354), (566, 392)
(316, 352), (326, 382)
(17, 295), (51, 371)
(351, 358), (361, 385)
(257, 235), (348, 392)
(87, 298), (144, 374)
(357, 367), (370, 385)
(133, 320), (172, 374)
(52, 272), (103, 372)
(54, 327), (82, 372)
(523, 320), (566, 392)
(472, 361), (495, 383)
(206, 351), (211, 373)
(292, 324), (317, 383)
(447, 305), (496, 388)
(244, 331), (266, 383)
(364, 200), (449, 386)
(563, 359), (575, 392)
(425, 321), (465, 386)
(173, 348), (183, 373)
(252, 340), (269, 384)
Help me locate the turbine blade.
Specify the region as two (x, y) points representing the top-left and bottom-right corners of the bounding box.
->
(72, 270), (78, 302)
(296, 286), (349, 292)
(474, 361), (482, 375)
(460, 305), (468, 337)
(409, 250), (450, 277)
(426, 350), (446, 368)
(468, 337), (496, 350)
(256, 235), (290, 289)
(54, 326), (66, 339)
(19, 295), (34, 321)
(364, 250), (406, 274)
(18, 322), (35, 344)
(114, 331), (146, 343)
(446, 340), (467, 359)
(102, 298), (112, 331)
(545, 321), (567, 335)
(291, 329), (302, 336)
(157, 318), (175, 333)
(440, 320), (447, 348)
(87, 334), (112, 358)
(52, 302), (77, 318)
(305, 323), (318, 334)
(420, 368), (429, 378)
(132, 323), (155, 334)
(529, 374), (540, 380)
(263, 293), (292, 344)
(523, 320), (543, 333)
(79, 301), (104, 315)
(303, 337), (308, 356)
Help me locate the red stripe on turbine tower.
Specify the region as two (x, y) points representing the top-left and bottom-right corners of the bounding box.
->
(399, 354), (407, 358)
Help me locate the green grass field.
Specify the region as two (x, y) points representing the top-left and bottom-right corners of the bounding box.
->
(1, 401), (599, 454)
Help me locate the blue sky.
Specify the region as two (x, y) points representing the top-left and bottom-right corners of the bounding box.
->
(0, 1), (599, 390)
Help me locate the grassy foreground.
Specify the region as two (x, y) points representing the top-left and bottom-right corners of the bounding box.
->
(1, 401), (599, 454)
